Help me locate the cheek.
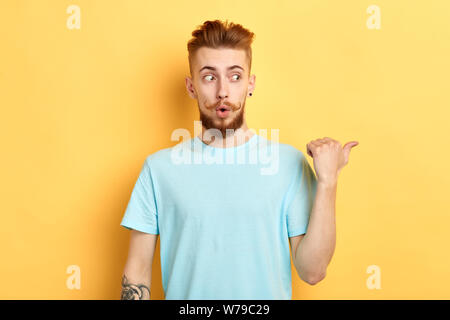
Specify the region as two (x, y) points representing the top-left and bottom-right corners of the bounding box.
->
(198, 86), (215, 98)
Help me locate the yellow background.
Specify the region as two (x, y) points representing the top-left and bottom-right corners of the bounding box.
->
(1, 0), (449, 299)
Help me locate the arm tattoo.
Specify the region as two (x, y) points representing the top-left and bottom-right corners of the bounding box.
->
(120, 274), (150, 300)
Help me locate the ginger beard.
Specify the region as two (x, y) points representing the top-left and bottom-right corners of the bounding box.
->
(198, 98), (246, 140)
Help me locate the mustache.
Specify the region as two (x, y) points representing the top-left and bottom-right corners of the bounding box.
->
(205, 100), (240, 111)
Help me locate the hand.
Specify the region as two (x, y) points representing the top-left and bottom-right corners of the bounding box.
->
(306, 137), (359, 185)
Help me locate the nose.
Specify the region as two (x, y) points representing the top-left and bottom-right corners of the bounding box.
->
(217, 78), (229, 101)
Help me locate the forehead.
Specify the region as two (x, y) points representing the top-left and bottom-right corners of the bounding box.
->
(194, 47), (247, 72)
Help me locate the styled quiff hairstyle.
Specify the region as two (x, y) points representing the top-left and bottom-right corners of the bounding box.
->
(187, 19), (255, 79)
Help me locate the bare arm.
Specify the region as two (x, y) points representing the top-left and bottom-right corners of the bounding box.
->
(120, 229), (158, 300)
(291, 137), (357, 285)
(289, 181), (337, 285)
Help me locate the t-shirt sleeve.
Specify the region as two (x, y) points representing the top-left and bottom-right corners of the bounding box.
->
(285, 150), (318, 237)
(120, 158), (159, 234)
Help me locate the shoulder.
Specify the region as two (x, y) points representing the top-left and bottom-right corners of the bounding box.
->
(143, 137), (194, 168)
(260, 135), (306, 166)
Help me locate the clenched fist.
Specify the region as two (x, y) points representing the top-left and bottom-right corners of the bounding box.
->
(306, 137), (359, 185)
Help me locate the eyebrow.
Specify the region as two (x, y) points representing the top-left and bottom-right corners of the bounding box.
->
(199, 65), (244, 73)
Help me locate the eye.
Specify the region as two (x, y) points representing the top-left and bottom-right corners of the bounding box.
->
(203, 74), (241, 81)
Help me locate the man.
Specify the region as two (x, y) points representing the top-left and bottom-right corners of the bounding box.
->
(120, 19), (358, 300)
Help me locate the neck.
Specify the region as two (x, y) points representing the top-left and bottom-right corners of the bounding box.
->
(198, 122), (255, 148)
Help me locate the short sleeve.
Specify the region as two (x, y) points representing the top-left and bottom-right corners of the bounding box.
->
(285, 151), (318, 237)
(120, 158), (159, 234)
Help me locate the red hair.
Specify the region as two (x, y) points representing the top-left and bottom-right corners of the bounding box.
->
(187, 19), (255, 78)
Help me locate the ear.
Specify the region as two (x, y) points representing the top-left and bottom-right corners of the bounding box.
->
(185, 76), (197, 99)
(248, 74), (256, 95)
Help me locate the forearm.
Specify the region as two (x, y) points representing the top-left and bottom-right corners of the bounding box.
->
(120, 268), (152, 300)
(294, 181), (337, 283)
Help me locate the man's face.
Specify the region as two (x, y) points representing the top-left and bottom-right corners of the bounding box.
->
(185, 47), (256, 138)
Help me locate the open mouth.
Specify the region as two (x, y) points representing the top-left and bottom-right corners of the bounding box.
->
(216, 104), (230, 111)
(216, 105), (231, 118)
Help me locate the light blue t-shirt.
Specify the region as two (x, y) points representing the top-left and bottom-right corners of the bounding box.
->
(120, 133), (317, 299)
